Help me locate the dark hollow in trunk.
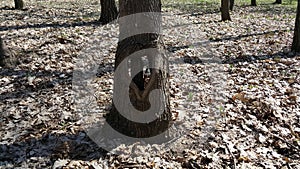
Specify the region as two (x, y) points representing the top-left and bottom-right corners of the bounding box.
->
(99, 0), (118, 24)
(292, 0), (300, 52)
(106, 0), (171, 138)
(221, 0), (231, 21)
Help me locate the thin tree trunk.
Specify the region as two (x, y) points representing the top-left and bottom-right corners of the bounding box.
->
(0, 37), (6, 67)
(107, 0), (171, 138)
(221, 0), (231, 21)
(0, 37), (17, 67)
(14, 0), (24, 10)
(99, 0), (118, 24)
(229, 0), (234, 11)
(292, 0), (300, 52)
(273, 0), (282, 4)
(251, 0), (257, 6)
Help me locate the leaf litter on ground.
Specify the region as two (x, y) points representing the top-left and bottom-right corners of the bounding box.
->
(0, 0), (299, 168)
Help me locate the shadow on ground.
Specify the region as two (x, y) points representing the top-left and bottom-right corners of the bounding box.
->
(0, 131), (107, 167)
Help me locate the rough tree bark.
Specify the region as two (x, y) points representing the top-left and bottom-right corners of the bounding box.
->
(221, 0), (231, 21)
(251, 0), (257, 6)
(106, 0), (171, 138)
(99, 0), (118, 24)
(292, 0), (300, 52)
(14, 0), (24, 10)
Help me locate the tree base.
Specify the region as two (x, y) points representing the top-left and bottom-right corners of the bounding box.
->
(106, 104), (171, 138)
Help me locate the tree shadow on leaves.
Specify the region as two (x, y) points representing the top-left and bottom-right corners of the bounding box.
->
(0, 130), (107, 168)
(163, 2), (220, 16)
(222, 51), (299, 64)
(167, 29), (292, 53)
(235, 3), (296, 14)
(0, 20), (102, 32)
(0, 4), (105, 32)
(0, 68), (73, 101)
(0, 61), (113, 168)
(166, 28), (297, 65)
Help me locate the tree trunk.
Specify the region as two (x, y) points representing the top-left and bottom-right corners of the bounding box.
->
(14, 0), (24, 10)
(273, 0), (282, 4)
(106, 0), (171, 138)
(292, 0), (300, 52)
(99, 0), (118, 24)
(0, 37), (17, 68)
(229, 0), (234, 11)
(251, 0), (257, 6)
(221, 0), (231, 21)
(0, 37), (6, 67)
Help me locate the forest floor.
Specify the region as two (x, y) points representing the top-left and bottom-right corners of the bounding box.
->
(0, 0), (300, 168)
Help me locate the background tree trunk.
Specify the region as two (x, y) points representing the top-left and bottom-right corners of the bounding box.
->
(251, 0), (257, 6)
(99, 0), (118, 24)
(0, 37), (17, 67)
(292, 0), (300, 52)
(229, 0), (234, 11)
(273, 0), (282, 4)
(221, 0), (231, 21)
(0, 37), (6, 67)
(14, 0), (24, 10)
(107, 0), (171, 138)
